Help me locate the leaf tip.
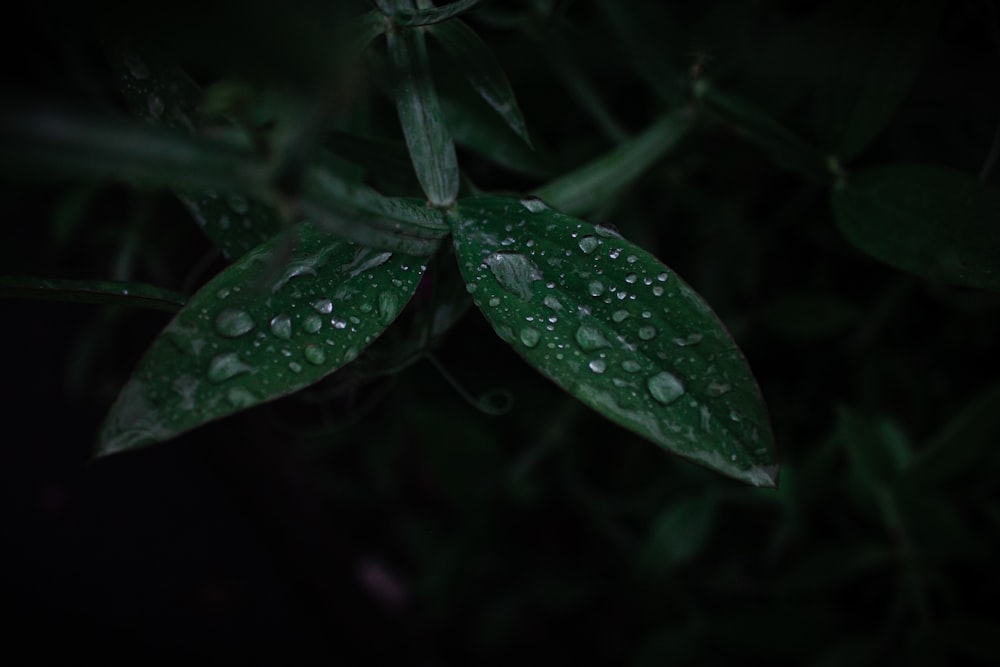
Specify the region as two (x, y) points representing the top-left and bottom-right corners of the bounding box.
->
(745, 463), (780, 489)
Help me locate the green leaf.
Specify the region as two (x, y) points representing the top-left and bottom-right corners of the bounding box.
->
(833, 405), (911, 491)
(97, 223), (428, 454)
(448, 196), (778, 487)
(387, 22), (460, 206)
(0, 104), (269, 195)
(694, 81), (832, 181)
(815, 0), (946, 161)
(110, 48), (284, 259)
(533, 109), (693, 216)
(429, 18), (531, 146)
(831, 165), (1000, 292)
(385, 0), (482, 27)
(0, 276), (186, 313)
(638, 494), (715, 573)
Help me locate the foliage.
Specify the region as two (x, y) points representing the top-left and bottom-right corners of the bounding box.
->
(2, 0), (999, 663)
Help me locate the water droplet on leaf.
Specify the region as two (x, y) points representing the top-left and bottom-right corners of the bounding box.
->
(214, 309), (255, 338)
(484, 252), (543, 301)
(270, 314), (292, 340)
(648, 371), (685, 405)
(575, 325), (610, 351)
(578, 236), (599, 254)
(589, 359), (607, 374)
(638, 326), (657, 340)
(520, 327), (541, 347)
(304, 344), (326, 365)
(208, 353), (251, 383)
(302, 314), (323, 334)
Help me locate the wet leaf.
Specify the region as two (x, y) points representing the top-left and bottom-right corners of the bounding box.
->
(831, 165), (1000, 293)
(97, 223), (427, 454)
(387, 22), (459, 206)
(449, 196), (778, 486)
(429, 18), (531, 145)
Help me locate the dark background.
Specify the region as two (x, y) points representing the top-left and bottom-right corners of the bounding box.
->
(3, 0), (1000, 663)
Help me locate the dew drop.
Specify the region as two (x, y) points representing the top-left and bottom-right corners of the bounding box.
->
(625, 273), (638, 284)
(484, 252), (543, 301)
(488, 296), (501, 307)
(609, 249), (621, 260)
(647, 371), (684, 405)
(575, 325), (610, 351)
(595, 224), (622, 239)
(589, 359), (607, 374)
(304, 344), (326, 365)
(302, 314), (323, 334)
(543, 295), (563, 311)
(520, 327), (541, 347)
(622, 360), (641, 373)
(466, 283), (478, 294)
(638, 326), (657, 341)
(707, 381), (731, 397)
(270, 314), (292, 340)
(343, 347), (359, 363)
(331, 318), (347, 330)
(226, 386), (256, 408)
(378, 291), (398, 324)
(577, 236), (600, 254)
(216, 287), (232, 300)
(214, 309), (255, 338)
(612, 309), (630, 323)
(520, 197), (548, 212)
(657, 272), (668, 282)
(312, 298), (333, 314)
(288, 361), (303, 373)
(652, 286), (665, 296)
(208, 353), (251, 383)
(673, 333), (703, 347)
(626, 255), (638, 264)
(588, 281), (605, 297)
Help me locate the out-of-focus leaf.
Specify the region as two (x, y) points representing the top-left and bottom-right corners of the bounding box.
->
(833, 405), (910, 490)
(831, 165), (1000, 293)
(638, 494), (715, 573)
(326, 130), (422, 193)
(815, 0), (946, 161)
(0, 276), (186, 313)
(386, 17), (460, 206)
(533, 109), (693, 216)
(449, 196), (778, 487)
(906, 381), (1000, 486)
(429, 18), (531, 145)
(110, 48), (284, 258)
(97, 223), (428, 454)
(694, 81), (831, 181)
(384, 0), (482, 27)
(0, 104), (269, 194)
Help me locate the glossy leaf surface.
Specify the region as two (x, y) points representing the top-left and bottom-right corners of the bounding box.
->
(831, 165), (1000, 292)
(387, 24), (459, 206)
(449, 196), (778, 486)
(429, 18), (531, 145)
(98, 223), (427, 454)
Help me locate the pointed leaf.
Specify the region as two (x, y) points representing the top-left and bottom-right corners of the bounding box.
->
(387, 24), (459, 206)
(815, 0), (946, 161)
(97, 223), (428, 454)
(0, 276), (185, 313)
(534, 109), (693, 216)
(448, 196), (778, 486)
(831, 165), (1000, 292)
(429, 18), (531, 146)
(387, 0), (482, 27)
(111, 48), (284, 259)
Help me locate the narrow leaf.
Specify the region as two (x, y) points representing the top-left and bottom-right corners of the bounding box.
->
(815, 0), (946, 161)
(831, 165), (1000, 292)
(638, 494), (716, 573)
(533, 109), (693, 216)
(449, 196), (778, 487)
(388, 0), (482, 27)
(97, 223), (428, 454)
(694, 81), (832, 181)
(111, 48), (284, 259)
(387, 24), (460, 206)
(429, 18), (531, 145)
(0, 104), (269, 195)
(0, 276), (186, 313)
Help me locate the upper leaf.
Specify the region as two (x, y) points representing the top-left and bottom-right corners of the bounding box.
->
(448, 196), (778, 487)
(387, 23), (460, 207)
(814, 0), (946, 161)
(429, 18), (531, 146)
(97, 223), (428, 454)
(831, 165), (1000, 293)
